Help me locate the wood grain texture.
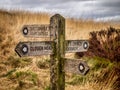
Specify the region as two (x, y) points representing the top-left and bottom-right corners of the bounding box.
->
(50, 14), (65, 90)
(15, 41), (53, 57)
(65, 58), (90, 75)
(66, 40), (89, 53)
(22, 24), (50, 37)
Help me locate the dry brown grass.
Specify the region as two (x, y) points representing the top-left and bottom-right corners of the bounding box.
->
(66, 18), (120, 40)
(1, 9), (120, 59)
(0, 9), (120, 90)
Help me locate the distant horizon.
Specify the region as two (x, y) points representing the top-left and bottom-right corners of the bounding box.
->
(0, 0), (120, 22)
(0, 8), (120, 24)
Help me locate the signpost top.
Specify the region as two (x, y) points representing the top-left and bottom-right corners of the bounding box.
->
(50, 14), (65, 20)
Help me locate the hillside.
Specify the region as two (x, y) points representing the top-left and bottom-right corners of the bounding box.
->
(0, 9), (120, 90)
(1, 9), (120, 59)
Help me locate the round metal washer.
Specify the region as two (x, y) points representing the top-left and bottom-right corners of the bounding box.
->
(78, 63), (85, 73)
(21, 44), (28, 55)
(23, 27), (28, 35)
(83, 42), (88, 49)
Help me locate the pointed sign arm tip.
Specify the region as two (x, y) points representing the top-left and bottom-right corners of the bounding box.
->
(15, 48), (22, 57)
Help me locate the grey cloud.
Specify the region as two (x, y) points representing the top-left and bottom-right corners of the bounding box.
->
(0, 0), (120, 21)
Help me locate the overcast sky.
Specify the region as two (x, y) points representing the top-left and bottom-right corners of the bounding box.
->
(0, 0), (120, 21)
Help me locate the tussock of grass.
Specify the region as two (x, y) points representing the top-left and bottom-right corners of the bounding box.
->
(8, 70), (39, 89)
(44, 86), (50, 90)
(36, 58), (50, 69)
(2, 69), (16, 77)
(6, 56), (32, 68)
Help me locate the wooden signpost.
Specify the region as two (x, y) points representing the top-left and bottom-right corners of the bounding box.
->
(15, 14), (90, 90)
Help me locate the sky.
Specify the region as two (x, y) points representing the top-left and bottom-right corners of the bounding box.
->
(0, 0), (120, 22)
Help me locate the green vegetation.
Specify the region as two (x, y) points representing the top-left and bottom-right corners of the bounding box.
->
(7, 70), (39, 89)
(66, 56), (120, 90)
(36, 58), (50, 69)
(7, 56), (32, 68)
(2, 69), (16, 77)
(66, 56), (114, 85)
(44, 86), (50, 90)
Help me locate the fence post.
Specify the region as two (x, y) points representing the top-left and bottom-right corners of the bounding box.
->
(50, 14), (65, 90)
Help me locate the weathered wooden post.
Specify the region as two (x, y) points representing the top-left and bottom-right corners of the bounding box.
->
(50, 14), (65, 90)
